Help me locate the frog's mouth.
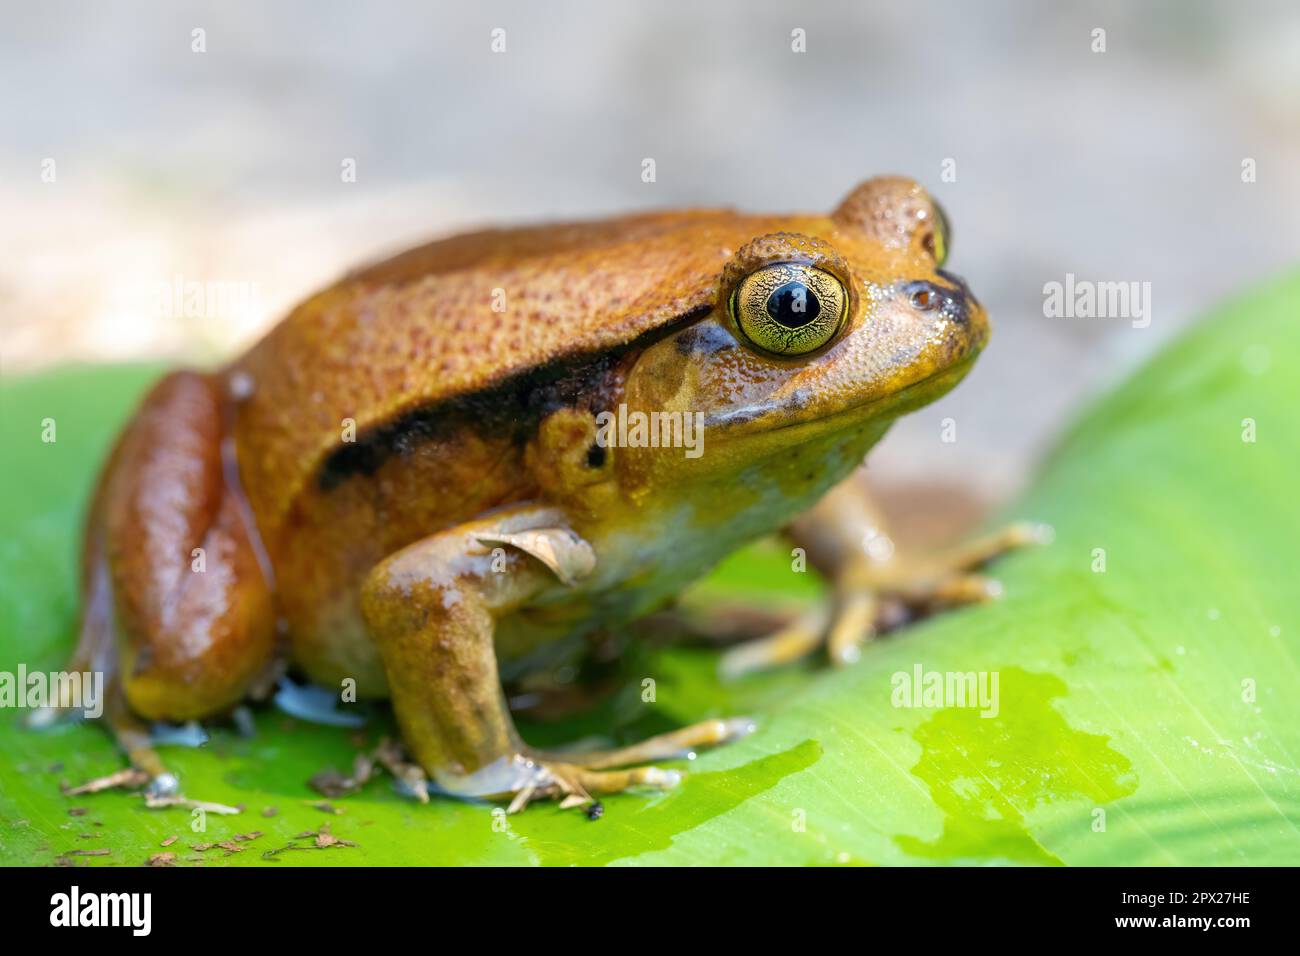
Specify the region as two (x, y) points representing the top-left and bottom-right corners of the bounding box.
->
(704, 351), (980, 441)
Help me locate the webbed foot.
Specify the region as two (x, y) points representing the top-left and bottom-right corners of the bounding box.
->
(721, 521), (1051, 678)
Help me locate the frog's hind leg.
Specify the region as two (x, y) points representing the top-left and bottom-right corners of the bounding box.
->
(720, 469), (1049, 678)
(78, 528), (173, 787)
(34, 513), (172, 791)
(55, 371), (276, 796)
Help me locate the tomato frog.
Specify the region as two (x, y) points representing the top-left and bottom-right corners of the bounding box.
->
(55, 176), (1041, 812)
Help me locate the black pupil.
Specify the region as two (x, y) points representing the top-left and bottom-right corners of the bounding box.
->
(766, 281), (821, 328)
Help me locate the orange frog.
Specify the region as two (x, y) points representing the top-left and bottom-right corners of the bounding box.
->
(60, 177), (1036, 810)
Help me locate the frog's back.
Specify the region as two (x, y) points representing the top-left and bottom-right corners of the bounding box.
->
(231, 208), (814, 537)
(228, 207), (821, 689)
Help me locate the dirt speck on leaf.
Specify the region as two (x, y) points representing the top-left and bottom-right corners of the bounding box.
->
(262, 823), (357, 860)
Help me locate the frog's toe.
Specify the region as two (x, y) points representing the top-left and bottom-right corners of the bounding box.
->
(718, 606), (831, 679)
(926, 572), (1004, 607)
(573, 763), (683, 795)
(826, 591), (879, 667)
(508, 761), (683, 814)
(720, 589), (881, 675)
(920, 521), (1052, 579)
(531, 716), (756, 771)
(62, 766), (151, 796)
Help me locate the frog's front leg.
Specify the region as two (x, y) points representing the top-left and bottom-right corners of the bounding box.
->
(360, 507), (750, 812)
(721, 469), (1049, 678)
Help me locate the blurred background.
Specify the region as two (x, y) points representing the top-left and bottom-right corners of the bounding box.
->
(2, 0), (1297, 523)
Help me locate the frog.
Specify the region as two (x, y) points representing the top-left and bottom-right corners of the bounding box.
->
(56, 176), (1038, 811)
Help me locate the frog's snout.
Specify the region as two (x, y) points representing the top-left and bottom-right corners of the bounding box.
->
(933, 270), (980, 327)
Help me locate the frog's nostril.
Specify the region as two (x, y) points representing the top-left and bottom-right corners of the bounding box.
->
(911, 288), (938, 311)
(904, 280), (967, 325)
(906, 273), (980, 328)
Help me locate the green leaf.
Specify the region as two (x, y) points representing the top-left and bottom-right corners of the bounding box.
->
(2, 271), (1298, 866)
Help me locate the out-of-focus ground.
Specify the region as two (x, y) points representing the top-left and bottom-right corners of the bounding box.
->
(2, 0), (1298, 520)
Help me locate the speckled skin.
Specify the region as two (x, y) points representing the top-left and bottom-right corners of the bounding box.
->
(71, 177), (989, 804)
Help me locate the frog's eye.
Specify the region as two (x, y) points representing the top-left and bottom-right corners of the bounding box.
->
(730, 263), (848, 357)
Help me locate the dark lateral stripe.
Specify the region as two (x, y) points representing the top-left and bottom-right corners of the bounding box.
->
(316, 304), (714, 492)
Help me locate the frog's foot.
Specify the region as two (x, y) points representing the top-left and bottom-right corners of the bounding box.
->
(62, 765), (238, 813)
(427, 752), (680, 814)
(59, 679), (242, 812)
(58, 671), (179, 795)
(720, 521), (1050, 678)
(494, 718), (754, 812)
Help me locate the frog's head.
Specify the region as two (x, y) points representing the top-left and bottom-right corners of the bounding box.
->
(617, 177), (987, 482)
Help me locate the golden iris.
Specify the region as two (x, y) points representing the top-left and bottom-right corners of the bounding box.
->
(731, 263), (848, 356)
